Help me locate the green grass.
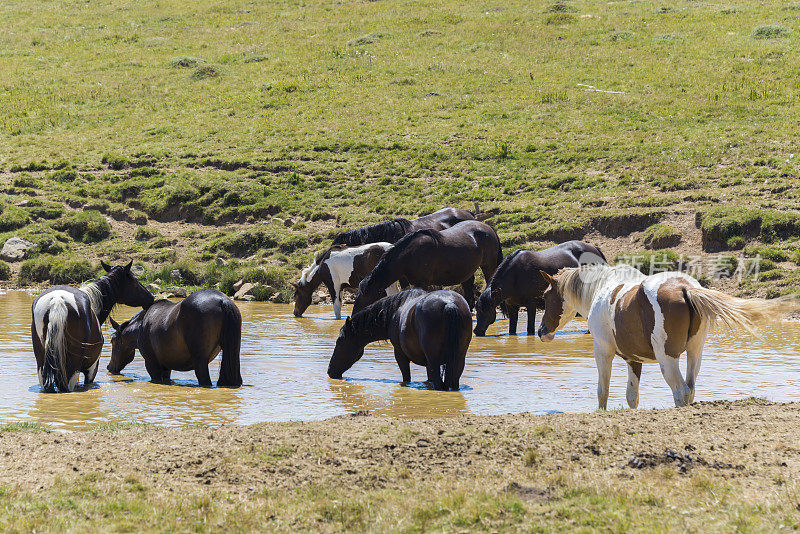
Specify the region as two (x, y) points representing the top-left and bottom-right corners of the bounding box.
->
(1, 0), (800, 299)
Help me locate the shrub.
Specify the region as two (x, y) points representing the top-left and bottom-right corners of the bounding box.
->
(12, 173), (37, 188)
(192, 65), (221, 80)
(101, 153), (129, 170)
(699, 207), (800, 251)
(0, 204), (30, 231)
(743, 245), (789, 262)
(134, 227), (162, 241)
(614, 250), (680, 274)
(48, 169), (80, 183)
(0, 261), (10, 281)
(211, 227), (279, 257)
(51, 211), (111, 243)
(19, 256), (96, 285)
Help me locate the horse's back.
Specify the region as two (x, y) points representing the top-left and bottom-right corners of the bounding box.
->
(414, 207), (475, 230)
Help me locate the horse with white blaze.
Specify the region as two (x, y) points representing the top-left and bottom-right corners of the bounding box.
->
(538, 264), (797, 409)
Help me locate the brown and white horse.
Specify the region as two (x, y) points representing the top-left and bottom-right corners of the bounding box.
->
(292, 242), (401, 319)
(538, 264), (793, 409)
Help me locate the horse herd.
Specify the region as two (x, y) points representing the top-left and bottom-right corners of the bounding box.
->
(30, 207), (794, 409)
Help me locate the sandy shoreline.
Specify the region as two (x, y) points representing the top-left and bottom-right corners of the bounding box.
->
(1, 399), (798, 531)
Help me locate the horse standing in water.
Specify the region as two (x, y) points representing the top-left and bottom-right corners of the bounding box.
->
(108, 289), (242, 388)
(31, 261), (153, 392)
(474, 241), (606, 336)
(331, 207), (476, 247)
(352, 220), (502, 313)
(327, 289), (472, 391)
(293, 242), (401, 319)
(538, 264), (795, 409)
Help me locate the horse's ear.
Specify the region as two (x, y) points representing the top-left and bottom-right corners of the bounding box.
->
(540, 270), (555, 287)
(124, 260), (133, 272)
(109, 317), (120, 332)
(100, 260), (112, 273)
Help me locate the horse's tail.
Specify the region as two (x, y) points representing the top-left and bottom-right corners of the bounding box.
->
(217, 298), (243, 388)
(682, 287), (798, 335)
(442, 304), (465, 391)
(42, 297), (70, 393)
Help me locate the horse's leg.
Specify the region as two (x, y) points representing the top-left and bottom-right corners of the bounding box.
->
(594, 341), (615, 410)
(655, 351), (691, 407)
(143, 356), (169, 385)
(525, 303), (537, 335)
(507, 305), (519, 335)
(323, 278), (340, 319)
(626, 361), (642, 409)
(83, 358), (100, 385)
(461, 275), (476, 309)
(192, 354), (213, 388)
(394, 348), (411, 383)
(684, 328), (707, 404)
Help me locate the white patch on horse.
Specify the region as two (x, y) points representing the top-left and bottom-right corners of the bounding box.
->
(85, 359), (100, 383)
(68, 371), (80, 392)
(37, 368), (43, 387)
(33, 290), (78, 341)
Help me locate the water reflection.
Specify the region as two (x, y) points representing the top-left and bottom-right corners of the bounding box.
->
(1, 291), (800, 429)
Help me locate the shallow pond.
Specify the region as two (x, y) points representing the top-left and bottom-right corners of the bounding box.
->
(1, 290), (799, 430)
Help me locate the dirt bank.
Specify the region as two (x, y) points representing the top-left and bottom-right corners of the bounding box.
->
(0, 399), (798, 531)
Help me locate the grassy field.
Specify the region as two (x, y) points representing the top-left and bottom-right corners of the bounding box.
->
(0, 400), (799, 532)
(2, 0), (800, 299)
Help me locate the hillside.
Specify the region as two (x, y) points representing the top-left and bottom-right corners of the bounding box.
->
(1, 0), (799, 299)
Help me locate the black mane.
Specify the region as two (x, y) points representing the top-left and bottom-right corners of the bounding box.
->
(332, 218), (412, 246)
(488, 249), (524, 288)
(350, 288), (426, 339)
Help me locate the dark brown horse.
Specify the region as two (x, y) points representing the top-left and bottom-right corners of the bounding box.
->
(352, 220), (502, 313)
(331, 207), (476, 247)
(31, 261), (154, 392)
(292, 242), (400, 319)
(107, 289), (242, 388)
(327, 288), (472, 391)
(474, 241), (606, 336)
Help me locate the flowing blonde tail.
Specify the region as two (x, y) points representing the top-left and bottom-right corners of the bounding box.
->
(683, 287), (799, 335)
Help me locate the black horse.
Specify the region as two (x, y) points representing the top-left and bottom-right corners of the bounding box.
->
(327, 288), (472, 391)
(352, 220), (502, 313)
(107, 289), (242, 388)
(474, 241), (606, 336)
(331, 207), (476, 246)
(31, 261), (154, 392)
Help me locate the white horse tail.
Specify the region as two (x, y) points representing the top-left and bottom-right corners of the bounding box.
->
(41, 296), (70, 392)
(683, 287), (797, 335)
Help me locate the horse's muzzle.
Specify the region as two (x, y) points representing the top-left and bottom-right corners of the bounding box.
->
(538, 326), (555, 342)
(327, 368), (342, 380)
(293, 310), (302, 318)
(473, 326), (486, 337)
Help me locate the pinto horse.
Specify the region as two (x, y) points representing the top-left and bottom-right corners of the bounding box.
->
(327, 289), (472, 391)
(293, 242), (401, 319)
(538, 264), (794, 409)
(352, 220), (502, 313)
(474, 241), (606, 336)
(107, 289), (242, 388)
(331, 207), (475, 247)
(31, 261), (153, 392)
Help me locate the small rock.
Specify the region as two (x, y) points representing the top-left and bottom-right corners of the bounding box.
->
(14, 200), (30, 207)
(153, 278), (163, 284)
(167, 287), (187, 298)
(240, 294), (256, 301)
(130, 265), (145, 277)
(233, 282), (255, 300)
(215, 257), (226, 266)
(233, 279), (245, 292)
(170, 269), (183, 283)
(148, 283), (161, 292)
(283, 218), (294, 227)
(1, 237), (35, 262)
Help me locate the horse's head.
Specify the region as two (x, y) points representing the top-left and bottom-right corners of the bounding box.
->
(107, 314), (141, 374)
(352, 276), (382, 315)
(292, 281), (312, 317)
(327, 317), (364, 379)
(538, 270), (577, 342)
(101, 261), (154, 309)
(473, 288), (498, 336)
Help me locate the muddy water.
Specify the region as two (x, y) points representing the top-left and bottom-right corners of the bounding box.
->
(2, 290), (800, 430)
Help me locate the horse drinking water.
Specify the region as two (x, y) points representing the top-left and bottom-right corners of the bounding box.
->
(352, 220), (502, 313)
(327, 289), (472, 391)
(108, 288), (242, 388)
(474, 241), (606, 336)
(537, 264), (796, 409)
(293, 242), (401, 319)
(31, 261), (154, 392)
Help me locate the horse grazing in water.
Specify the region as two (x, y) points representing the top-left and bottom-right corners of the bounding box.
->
(538, 264), (796, 409)
(331, 207), (476, 247)
(327, 289), (472, 391)
(474, 241), (606, 336)
(108, 289), (242, 388)
(352, 220), (502, 313)
(31, 261), (153, 392)
(292, 242), (401, 319)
